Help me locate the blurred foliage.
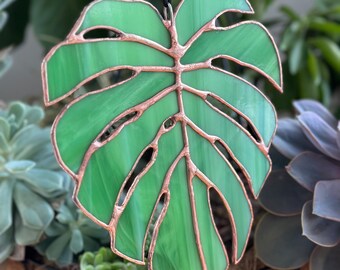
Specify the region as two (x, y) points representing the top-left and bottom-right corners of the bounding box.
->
(269, 0), (340, 110)
(36, 182), (110, 266)
(255, 100), (340, 270)
(80, 248), (146, 270)
(0, 102), (69, 263)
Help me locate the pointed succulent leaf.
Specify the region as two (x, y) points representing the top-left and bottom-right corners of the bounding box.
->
(0, 227), (14, 263)
(45, 221), (67, 237)
(0, 117), (10, 139)
(302, 201), (340, 247)
(293, 100), (338, 128)
(0, 180), (14, 235)
(70, 228), (84, 254)
(45, 232), (72, 262)
(8, 102), (26, 126)
(17, 169), (67, 198)
(314, 180), (340, 222)
(14, 182), (54, 230)
(42, 0), (282, 268)
(4, 160), (36, 173)
(0, 133), (9, 153)
(56, 204), (75, 224)
(287, 152), (340, 192)
(14, 212), (45, 245)
(310, 245), (340, 270)
(274, 119), (319, 159)
(259, 170), (312, 216)
(255, 214), (315, 270)
(298, 112), (340, 161)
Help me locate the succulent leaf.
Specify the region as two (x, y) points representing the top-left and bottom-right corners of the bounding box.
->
(259, 170), (312, 216)
(293, 100), (338, 128)
(302, 201), (340, 247)
(310, 244), (340, 270)
(287, 152), (340, 192)
(255, 214), (315, 269)
(298, 112), (340, 160)
(314, 180), (340, 222)
(274, 119), (319, 159)
(14, 182), (54, 229)
(0, 180), (13, 235)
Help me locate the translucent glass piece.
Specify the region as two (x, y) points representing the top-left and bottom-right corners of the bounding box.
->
(182, 23), (282, 88)
(78, 91), (179, 224)
(183, 91), (271, 197)
(56, 72), (175, 173)
(115, 124), (183, 261)
(76, 0), (170, 48)
(152, 159), (203, 270)
(46, 41), (173, 102)
(187, 127), (252, 259)
(182, 69), (276, 146)
(175, 0), (252, 45)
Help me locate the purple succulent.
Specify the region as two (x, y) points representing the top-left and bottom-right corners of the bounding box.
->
(255, 100), (340, 270)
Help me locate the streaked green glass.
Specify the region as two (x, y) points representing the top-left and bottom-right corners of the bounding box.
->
(78, 91), (179, 224)
(56, 72), (175, 173)
(182, 69), (276, 146)
(176, 0), (252, 45)
(193, 177), (228, 270)
(47, 42), (173, 102)
(183, 91), (270, 197)
(182, 23), (281, 86)
(76, 0), (170, 48)
(115, 124), (183, 261)
(187, 127), (252, 259)
(152, 159), (202, 270)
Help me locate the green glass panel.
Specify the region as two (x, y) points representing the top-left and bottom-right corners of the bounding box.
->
(187, 127), (252, 259)
(182, 23), (281, 87)
(183, 91), (270, 197)
(46, 41), (173, 102)
(193, 177), (228, 270)
(152, 159), (203, 270)
(182, 69), (276, 146)
(115, 124), (183, 261)
(56, 72), (175, 174)
(175, 0), (252, 45)
(78, 91), (179, 224)
(76, 0), (170, 48)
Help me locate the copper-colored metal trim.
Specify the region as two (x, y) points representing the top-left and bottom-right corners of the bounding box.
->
(42, 0), (283, 269)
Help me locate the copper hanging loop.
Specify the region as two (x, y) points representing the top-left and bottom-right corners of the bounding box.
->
(163, 1), (174, 25)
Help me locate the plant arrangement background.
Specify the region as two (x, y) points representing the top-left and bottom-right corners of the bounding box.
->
(0, 0), (339, 270)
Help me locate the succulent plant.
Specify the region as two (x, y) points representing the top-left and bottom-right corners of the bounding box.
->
(80, 247), (146, 270)
(35, 182), (110, 266)
(0, 101), (69, 263)
(255, 99), (340, 270)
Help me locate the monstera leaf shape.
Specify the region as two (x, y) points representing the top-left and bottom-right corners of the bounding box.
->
(42, 0), (282, 269)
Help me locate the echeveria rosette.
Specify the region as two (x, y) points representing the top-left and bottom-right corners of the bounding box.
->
(36, 182), (110, 266)
(256, 99), (340, 270)
(42, 0), (283, 269)
(0, 102), (69, 263)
